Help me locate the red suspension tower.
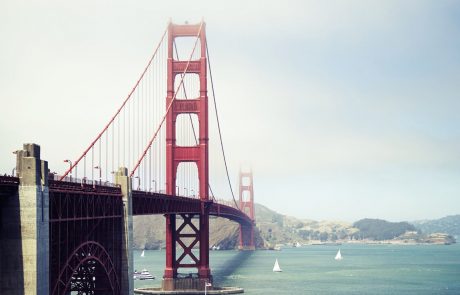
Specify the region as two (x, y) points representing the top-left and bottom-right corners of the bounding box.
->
(164, 21), (212, 290)
(239, 169), (255, 250)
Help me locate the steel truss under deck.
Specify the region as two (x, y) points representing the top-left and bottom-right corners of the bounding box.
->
(49, 180), (123, 295)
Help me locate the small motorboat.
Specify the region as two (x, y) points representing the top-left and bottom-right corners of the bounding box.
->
(133, 269), (155, 280)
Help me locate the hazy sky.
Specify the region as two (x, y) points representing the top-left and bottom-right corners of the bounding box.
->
(1, 0), (459, 222)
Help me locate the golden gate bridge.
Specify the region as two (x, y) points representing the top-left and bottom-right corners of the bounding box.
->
(0, 20), (256, 295)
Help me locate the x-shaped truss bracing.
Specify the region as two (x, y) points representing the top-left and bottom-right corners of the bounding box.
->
(176, 214), (200, 268)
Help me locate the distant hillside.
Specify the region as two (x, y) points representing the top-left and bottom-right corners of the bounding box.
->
(133, 214), (263, 250)
(133, 215), (165, 250)
(255, 203), (357, 246)
(412, 215), (460, 238)
(353, 219), (416, 240)
(132, 203), (353, 250)
(133, 205), (457, 249)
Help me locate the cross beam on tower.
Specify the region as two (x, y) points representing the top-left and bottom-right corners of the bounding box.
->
(163, 21), (212, 290)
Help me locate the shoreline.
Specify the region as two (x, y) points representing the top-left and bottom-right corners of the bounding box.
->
(261, 239), (456, 250)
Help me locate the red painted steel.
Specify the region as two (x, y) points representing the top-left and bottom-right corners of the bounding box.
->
(165, 21), (211, 280)
(129, 22), (203, 178)
(49, 180), (123, 295)
(52, 241), (120, 295)
(59, 28), (168, 181)
(239, 170), (255, 249)
(132, 190), (252, 225)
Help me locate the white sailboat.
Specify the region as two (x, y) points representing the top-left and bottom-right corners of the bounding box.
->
(141, 250), (145, 257)
(273, 259), (282, 272)
(334, 249), (342, 260)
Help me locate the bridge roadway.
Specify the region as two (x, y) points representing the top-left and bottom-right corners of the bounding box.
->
(0, 175), (19, 197)
(0, 175), (252, 225)
(46, 178), (252, 225)
(0, 176), (253, 225)
(0, 175), (251, 224)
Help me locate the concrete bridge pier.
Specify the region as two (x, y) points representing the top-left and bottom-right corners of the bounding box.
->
(0, 143), (49, 295)
(115, 167), (134, 295)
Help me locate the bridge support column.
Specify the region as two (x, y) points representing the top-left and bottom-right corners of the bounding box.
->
(115, 167), (134, 295)
(239, 169), (256, 251)
(163, 21), (213, 291)
(2, 144), (49, 295)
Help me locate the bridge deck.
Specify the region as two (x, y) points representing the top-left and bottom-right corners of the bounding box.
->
(0, 177), (252, 225)
(132, 190), (252, 225)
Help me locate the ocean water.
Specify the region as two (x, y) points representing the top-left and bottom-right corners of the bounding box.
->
(134, 244), (460, 294)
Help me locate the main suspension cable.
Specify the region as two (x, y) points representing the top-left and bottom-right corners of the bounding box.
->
(206, 40), (239, 209)
(130, 22), (204, 177)
(59, 26), (168, 181)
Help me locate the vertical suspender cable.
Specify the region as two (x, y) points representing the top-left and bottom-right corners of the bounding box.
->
(59, 27), (168, 180)
(129, 22), (204, 177)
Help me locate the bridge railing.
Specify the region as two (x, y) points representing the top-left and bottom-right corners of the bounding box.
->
(0, 175), (19, 185)
(49, 173), (118, 188)
(214, 198), (239, 209)
(48, 173), (241, 211)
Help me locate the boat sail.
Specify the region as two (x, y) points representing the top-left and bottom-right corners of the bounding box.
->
(141, 250), (145, 257)
(334, 249), (342, 260)
(273, 259), (282, 272)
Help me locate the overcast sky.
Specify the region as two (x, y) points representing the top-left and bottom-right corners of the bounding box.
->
(1, 0), (459, 222)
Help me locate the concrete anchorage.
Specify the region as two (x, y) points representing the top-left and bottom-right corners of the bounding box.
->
(0, 144), (50, 295)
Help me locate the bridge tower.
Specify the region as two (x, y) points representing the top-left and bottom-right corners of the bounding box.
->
(163, 21), (211, 290)
(239, 169), (256, 250)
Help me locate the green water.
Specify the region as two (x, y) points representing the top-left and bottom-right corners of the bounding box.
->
(134, 244), (460, 294)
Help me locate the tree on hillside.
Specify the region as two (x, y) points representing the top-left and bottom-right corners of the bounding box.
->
(353, 218), (416, 240)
